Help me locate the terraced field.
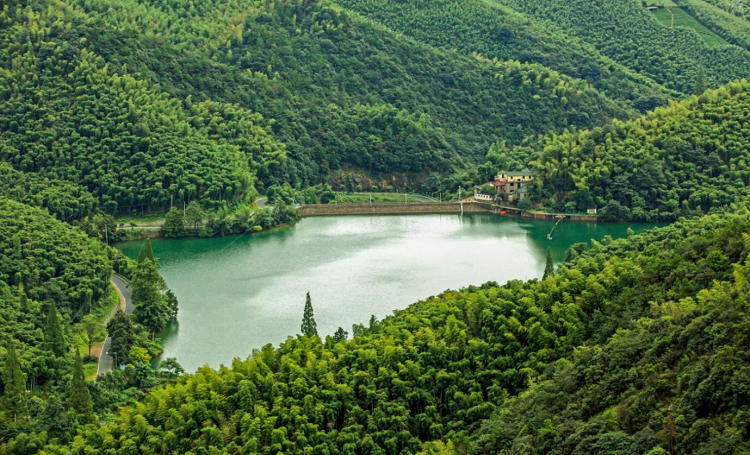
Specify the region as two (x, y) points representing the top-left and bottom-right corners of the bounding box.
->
(652, 6), (730, 46)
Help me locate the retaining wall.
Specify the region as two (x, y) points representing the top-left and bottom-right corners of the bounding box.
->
(299, 202), (492, 216)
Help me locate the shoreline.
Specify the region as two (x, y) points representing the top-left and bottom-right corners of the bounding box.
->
(115, 201), (603, 241)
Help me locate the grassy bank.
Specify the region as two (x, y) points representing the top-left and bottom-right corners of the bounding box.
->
(332, 192), (436, 203)
(652, 7), (729, 46)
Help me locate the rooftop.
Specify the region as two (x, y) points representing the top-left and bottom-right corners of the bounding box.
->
(503, 167), (534, 177)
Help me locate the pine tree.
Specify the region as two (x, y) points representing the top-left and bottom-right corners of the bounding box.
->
(45, 303), (68, 357)
(301, 292), (318, 337)
(2, 341), (28, 421)
(543, 246), (555, 279)
(137, 238), (156, 265)
(69, 351), (94, 423)
(132, 258), (169, 337)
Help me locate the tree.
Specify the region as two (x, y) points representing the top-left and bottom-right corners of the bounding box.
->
(2, 341), (28, 421)
(185, 201), (205, 235)
(137, 238), (155, 265)
(479, 184), (497, 196)
(131, 259), (170, 337)
(301, 292), (318, 337)
(162, 208), (185, 237)
(165, 289), (179, 320)
(156, 357), (184, 380)
(78, 315), (104, 355)
(69, 351), (94, 423)
(107, 309), (137, 366)
(543, 246), (555, 279)
(45, 303), (68, 357)
(332, 327), (348, 343)
(694, 67), (706, 95)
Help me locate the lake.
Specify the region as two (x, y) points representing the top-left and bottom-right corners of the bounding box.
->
(117, 213), (661, 371)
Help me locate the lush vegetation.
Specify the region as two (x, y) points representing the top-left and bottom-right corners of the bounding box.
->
(335, 0), (676, 112)
(0, 1), (283, 214)
(0, 164), (98, 222)
(0, 0), (638, 217)
(0, 198), (111, 314)
(524, 80), (750, 221)
(3, 0), (750, 452)
(651, 7), (729, 47)
(502, 0), (750, 94)
(677, 0), (750, 51)
(20, 207), (747, 454)
(0, 198), (184, 453)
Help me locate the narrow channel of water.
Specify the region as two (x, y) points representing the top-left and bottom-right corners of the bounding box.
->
(117, 214), (661, 371)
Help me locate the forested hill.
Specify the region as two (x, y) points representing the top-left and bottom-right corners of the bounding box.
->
(334, 0), (677, 112)
(41, 207), (750, 454)
(500, 0), (750, 95)
(0, 0), (631, 215)
(524, 80), (750, 221)
(0, 198), (111, 386)
(334, 0), (750, 103)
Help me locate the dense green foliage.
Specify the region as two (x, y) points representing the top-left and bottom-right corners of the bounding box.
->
(0, 198), (185, 453)
(335, 0), (675, 112)
(0, 0), (636, 216)
(4, 0), (750, 452)
(0, 198), (111, 313)
(502, 0), (750, 94)
(0, 1), (279, 214)
(677, 0), (750, 51)
(0, 163), (98, 221)
(34, 209), (750, 454)
(526, 80), (750, 220)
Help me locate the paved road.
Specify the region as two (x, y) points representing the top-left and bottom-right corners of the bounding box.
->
(97, 274), (134, 377)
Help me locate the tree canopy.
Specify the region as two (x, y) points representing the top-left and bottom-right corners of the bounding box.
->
(36, 207), (750, 455)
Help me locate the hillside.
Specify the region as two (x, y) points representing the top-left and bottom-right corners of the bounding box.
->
(0, 0), (634, 216)
(0, 199), (185, 452)
(525, 80), (750, 221)
(0, 163), (97, 221)
(32, 208), (750, 454)
(334, 0), (677, 112)
(500, 0), (750, 94)
(0, 198), (111, 385)
(3, 0), (750, 453)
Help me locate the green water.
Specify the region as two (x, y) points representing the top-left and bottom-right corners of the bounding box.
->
(117, 214), (661, 371)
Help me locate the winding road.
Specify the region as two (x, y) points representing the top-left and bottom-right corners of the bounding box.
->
(96, 274), (134, 377)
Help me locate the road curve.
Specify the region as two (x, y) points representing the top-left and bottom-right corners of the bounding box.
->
(97, 274), (134, 377)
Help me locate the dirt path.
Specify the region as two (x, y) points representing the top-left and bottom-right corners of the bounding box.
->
(666, 6), (675, 28)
